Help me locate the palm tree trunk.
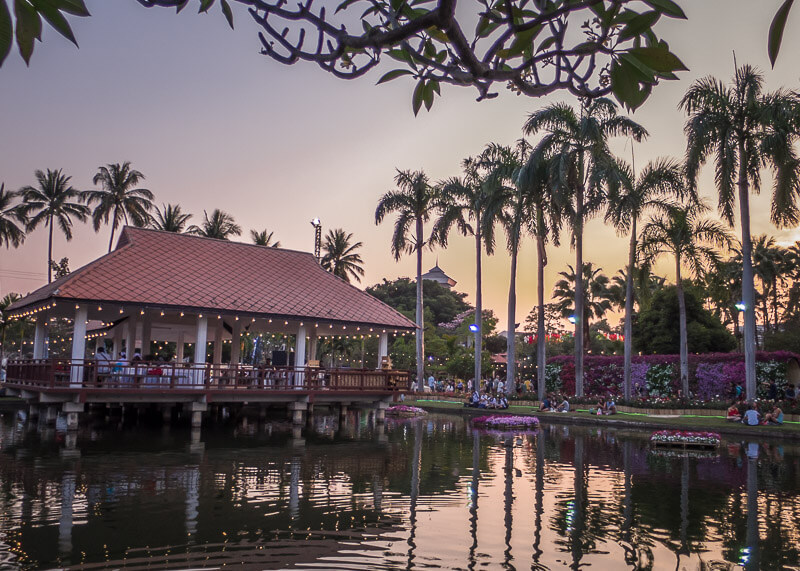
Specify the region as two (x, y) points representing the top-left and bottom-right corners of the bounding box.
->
(415, 218), (425, 389)
(506, 240), (518, 395)
(108, 216), (118, 253)
(623, 220), (636, 401)
(536, 232), (547, 401)
(474, 228), (483, 386)
(47, 215), (54, 283)
(676, 256), (689, 397)
(574, 186), (585, 397)
(738, 151), (757, 400)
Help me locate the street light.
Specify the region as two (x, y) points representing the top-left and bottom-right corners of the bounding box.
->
(735, 302), (746, 312)
(468, 324), (479, 332)
(310, 218), (322, 260)
(567, 315), (578, 324)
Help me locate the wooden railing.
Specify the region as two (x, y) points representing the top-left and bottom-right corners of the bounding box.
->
(2, 359), (409, 393)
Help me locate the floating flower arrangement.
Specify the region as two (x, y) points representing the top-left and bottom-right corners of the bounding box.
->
(472, 415), (540, 429)
(650, 430), (721, 447)
(386, 405), (427, 417)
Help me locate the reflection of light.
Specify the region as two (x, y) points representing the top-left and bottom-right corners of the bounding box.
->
(739, 546), (751, 565)
(565, 500), (575, 531)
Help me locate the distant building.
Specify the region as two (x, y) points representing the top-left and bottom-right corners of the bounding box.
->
(419, 264), (456, 289)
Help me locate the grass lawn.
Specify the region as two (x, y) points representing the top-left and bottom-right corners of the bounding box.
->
(407, 398), (800, 439)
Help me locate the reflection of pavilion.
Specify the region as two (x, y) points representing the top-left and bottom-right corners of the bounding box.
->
(3, 227), (414, 427)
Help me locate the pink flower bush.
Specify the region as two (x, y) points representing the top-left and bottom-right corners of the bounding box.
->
(386, 405), (427, 416)
(472, 415), (539, 428)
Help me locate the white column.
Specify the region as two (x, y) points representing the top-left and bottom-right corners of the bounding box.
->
(213, 323), (223, 365)
(295, 325), (307, 388)
(231, 320), (242, 364)
(377, 333), (389, 369)
(194, 316), (208, 364)
(33, 316), (47, 359)
(308, 330), (318, 363)
(141, 315), (152, 358)
(70, 306), (88, 387)
(176, 331), (185, 362)
(112, 326), (123, 358)
(125, 317), (137, 357)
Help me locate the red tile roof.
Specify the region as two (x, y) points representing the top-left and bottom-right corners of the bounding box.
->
(9, 227), (415, 329)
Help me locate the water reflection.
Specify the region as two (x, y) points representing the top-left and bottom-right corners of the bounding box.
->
(0, 413), (799, 569)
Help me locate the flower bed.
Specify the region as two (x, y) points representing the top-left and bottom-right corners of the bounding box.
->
(386, 405), (427, 417)
(650, 430), (721, 448)
(472, 415), (539, 429)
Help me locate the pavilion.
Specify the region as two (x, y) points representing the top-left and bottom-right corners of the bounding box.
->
(3, 227), (415, 428)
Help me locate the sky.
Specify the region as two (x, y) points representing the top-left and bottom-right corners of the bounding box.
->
(2, 0), (800, 330)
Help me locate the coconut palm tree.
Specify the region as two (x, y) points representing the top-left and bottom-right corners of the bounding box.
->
(0, 184), (26, 248)
(518, 149), (563, 399)
(188, 209), (242, 240)
(0, 292), (21, 358)
(639, 203), (732, 396)
(432, 154), (502, 387)
(150, 203), (192, 233)
(750, 235), (786, 334)
(681, 64), (800, 400)
(20, 169), (89, 283)
(320, 228), (365, 283)
(552, 263), (614, 350)
(85, 162), (154, 252)
(605, 157), (685, 400)
(478, 141), (531, 394)
(375, 170), (439, 386)
(524, 98), (647, 396)
(251, 229), (281, 248)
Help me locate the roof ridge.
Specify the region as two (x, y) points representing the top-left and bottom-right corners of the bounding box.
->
(121, 226), (316, 258)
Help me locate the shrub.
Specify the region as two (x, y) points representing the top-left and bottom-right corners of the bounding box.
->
(695, 363), (730, 400)
(646, 364), (675, 397)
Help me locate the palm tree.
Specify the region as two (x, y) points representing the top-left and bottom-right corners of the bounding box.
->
(20, 169), (89, 283)
(524, 98), (647, 396)
(85, 162), (154, 252)
(0, 184), (26, 248)
(0, 292), (22, 358)
(375, 170), (439, 386)
(518, 150), (562, 399)
(150, 203), (192, 233)
(251, 229), (281, 247)
(187, 209), (242, 240)
(639, 203), (732, 396)
(320, 228), (365, 283)
(605, 157), (685, 400)
(681, 64), (800, 400)
(749, 235), (786, 334)
(479, 141), (531, 394)
(432, 154), (502, 388)
(552, 263), (614, 350)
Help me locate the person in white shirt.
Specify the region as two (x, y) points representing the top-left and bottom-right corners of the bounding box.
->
(95, 346), (111, 374)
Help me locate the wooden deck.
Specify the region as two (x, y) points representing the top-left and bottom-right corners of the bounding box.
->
(2, 358), (409, 405)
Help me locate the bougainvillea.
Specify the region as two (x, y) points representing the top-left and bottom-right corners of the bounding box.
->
(386, 405), (427, 417)
(695, 363), (730, 400)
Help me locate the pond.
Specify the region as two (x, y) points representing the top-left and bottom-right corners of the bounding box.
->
(0, 411), (798, 570)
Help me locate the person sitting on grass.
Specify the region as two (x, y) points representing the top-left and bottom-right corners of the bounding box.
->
(742, 402), (761, 426)
(726, 402), (742, 422)
(763, 404), (784, 426)
(603, 394), (617, 415)
(557, 396), (570, 413)
(478, 393), (489, 409)
(498, 395), (509, 410)
(539, 394), (552, 412)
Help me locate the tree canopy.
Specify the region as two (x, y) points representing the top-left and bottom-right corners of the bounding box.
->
(633, 284), (736, 355)
(366, 277), (469, 327)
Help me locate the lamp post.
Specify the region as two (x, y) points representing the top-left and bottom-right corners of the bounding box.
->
(310, 218), (322, 261)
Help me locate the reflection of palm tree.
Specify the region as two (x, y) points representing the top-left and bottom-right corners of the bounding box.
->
(20, 169), (90, 283)
(468, 430), (480, 571)
(571, 434), (586, 569)
(320, 228), (364, 283)
(745, 456), (760, 570)
(407, 420), (422, 569)
(503, 437), (514, 565)
(532, 430), (545, 567)
(150, 203), (192, 233)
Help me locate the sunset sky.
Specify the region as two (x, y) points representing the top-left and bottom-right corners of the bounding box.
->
(2, 1), (799, 330)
